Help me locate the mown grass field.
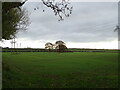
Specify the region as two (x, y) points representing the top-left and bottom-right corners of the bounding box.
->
(2, 52), (118, 88)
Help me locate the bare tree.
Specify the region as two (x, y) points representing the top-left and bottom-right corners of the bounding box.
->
(41, 0), (73, 21)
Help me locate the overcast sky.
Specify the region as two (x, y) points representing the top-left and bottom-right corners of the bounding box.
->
(2, 1), (119, 49)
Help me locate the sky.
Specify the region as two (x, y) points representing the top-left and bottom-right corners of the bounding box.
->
(1, 1), (119, 49)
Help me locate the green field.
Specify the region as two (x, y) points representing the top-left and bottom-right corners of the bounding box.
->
(2, 52), (118, 88)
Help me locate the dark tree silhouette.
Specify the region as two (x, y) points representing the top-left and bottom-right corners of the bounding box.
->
(45, 42), (53, 52)
(55, 40), (65, 45)
(2, 2), (29, 40)
(55, 40), (67, 52)
(56, 44), (67, 52)
(41, 0), (73, 21)
(2, 0), (27, 13)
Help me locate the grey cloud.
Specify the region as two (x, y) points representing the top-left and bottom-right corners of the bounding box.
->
(17, 2), (118, 43)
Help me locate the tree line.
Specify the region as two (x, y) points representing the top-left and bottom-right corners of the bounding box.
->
(45, 40), (67, 52)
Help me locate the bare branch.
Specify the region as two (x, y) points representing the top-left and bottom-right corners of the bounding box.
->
(41, 0), (73, 21)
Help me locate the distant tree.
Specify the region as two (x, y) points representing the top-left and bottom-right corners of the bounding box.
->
(55, 44), (67, 52)
(55, 40), (65, 45)
(45, 42), (53, 52)
(55, 40), (67, 52)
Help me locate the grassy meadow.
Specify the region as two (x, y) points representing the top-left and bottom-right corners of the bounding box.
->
(2, 52), (118, 88)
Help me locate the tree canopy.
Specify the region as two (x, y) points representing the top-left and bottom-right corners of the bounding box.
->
(45, 42), (53, 49)
(2, 2), (29, 40)
(55, 40), (67, 52)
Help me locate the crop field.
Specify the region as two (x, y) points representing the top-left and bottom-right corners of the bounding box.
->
(2, 52), (118, 88)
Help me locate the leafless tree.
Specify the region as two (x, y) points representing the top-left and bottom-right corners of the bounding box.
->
(41, 0), (73, 21)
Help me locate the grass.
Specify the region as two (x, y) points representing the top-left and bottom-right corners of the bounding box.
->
(2, 52), (118, 88)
